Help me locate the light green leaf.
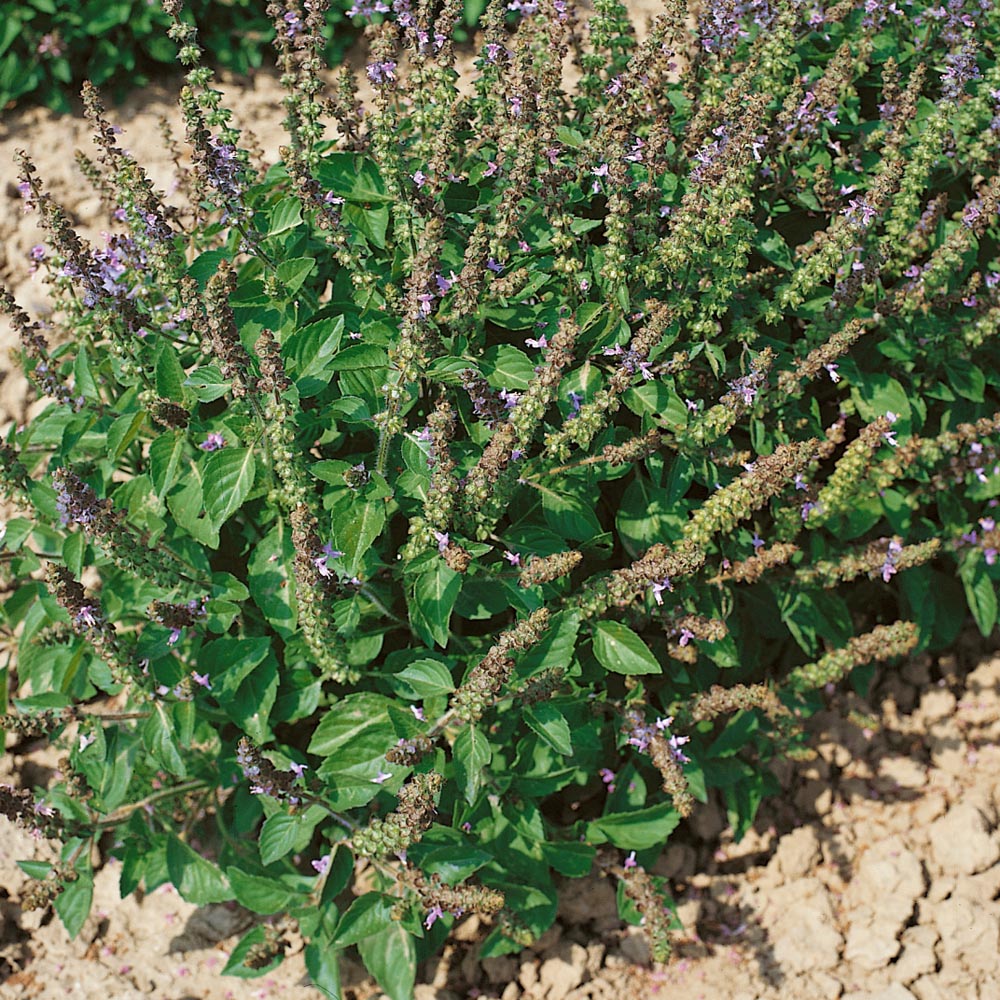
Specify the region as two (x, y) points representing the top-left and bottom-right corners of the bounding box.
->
(202, 447), (256, 527)
(357, 924), (416, 1000)
(593, 621), (661, 675)
(524, 703), (572, 755)
(453, 725), (491, 804)
(166, 836), (231, 904)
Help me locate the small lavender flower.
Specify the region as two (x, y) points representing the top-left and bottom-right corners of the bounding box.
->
(434, 531), (450, 553)
(199, 432), (225, 451)
(366, 60), (397, 85)
(843, 197), (878, 228)
(372, 770), (392, 785)
(313, 542), (343, 579)
(191, 671), (212, 689)
(425, 904), (445, 929)
(289, 762), (308, 778)
(311, 854), (330, 875)
(650, 578), (673, 605)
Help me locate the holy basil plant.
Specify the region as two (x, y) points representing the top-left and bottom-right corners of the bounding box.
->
(2, 0), (999, 994)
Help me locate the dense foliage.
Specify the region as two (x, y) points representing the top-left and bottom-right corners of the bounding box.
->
(1, 0), (363, 112)
(2, 0), (1000, 993)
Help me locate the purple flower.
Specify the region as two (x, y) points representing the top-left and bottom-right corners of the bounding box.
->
(483, 160), (500, 178)
(486, 258), (503, 274)
(434, 531), (450, 553)
(794, 473), (808, 491)
(372, 770), (392, 785)
(485, 42), (503, 62)
(192, 671), (212, 689)
(824, 363), (841, 383)
(199, 432), (225, 452)
(312, 854), (330, 875)
(289, 762), (308, 778)
(525, 333), (548, 349)
(78, 732), (96, 751)
(410, 705), (425, 721)
(679, 627), (695, 647)
(650, 578), (672, 605)
(843, 197), (878, 227)
(752, 532), (765, 551)
(504, 551), (521, 566)
(412, 170), (427, 188)
(511, 449), (525, 461)
(425, 904), (445, 929)
(567, 390), (583, 414)
(314, 542), (343, 578)
(508, 96), (522, 117)
(366, 60), (397, 85)
(685, 398), (699, 412)
(624, 851), (637, 869)
(606, 76), (623, 96)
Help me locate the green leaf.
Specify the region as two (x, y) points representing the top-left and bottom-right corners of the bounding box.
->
(166, 835), (231, 904)
(344, 203), (390, 249)
(418, 845), (491, 884)
(587, 802), (681, 850)
(267, 196), (303, 236)
(309, 692), (393, 756)
(542, 490), (602, 541)
(90, 725), (134, 812)
(392, 658), (455, 698)
(523, 703), (572, 755)
(184, 365), (230, 402)
(284, 316), (344, 393)
(335, 499), (385, 575)
(944, 358), (986, 402)
(247, 521), (297, 639)
(412, 562), (462, 648)
(155, 340), (186, 400)
(230, 651), (279, 742)
(142, 702), (186, 776)
(187, 249), (228, 288)
(54, 869), (93, 939)
(167, 461), (219, 549)
(333, 893), (395, 948)
(227, 868), (300, 914)
(357, 924), (416, 1000)
(541, 841), (596, 877)
(961, 556), (998, 637)
(753, 228), (794, 269)
(453, 725), (491, 804)
(304, 940), (342, 999)
(200, 637), (271, 703)
(259, 807), (324, 866)
(202, 447), (256, 527)
(592, 621), (661, 675)
(276, 257), (316, 295)
(107, 410), (147, 462)
(317, 153), (392, 204)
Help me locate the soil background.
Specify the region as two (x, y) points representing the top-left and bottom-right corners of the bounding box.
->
(4, 7), (1000, 1000)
